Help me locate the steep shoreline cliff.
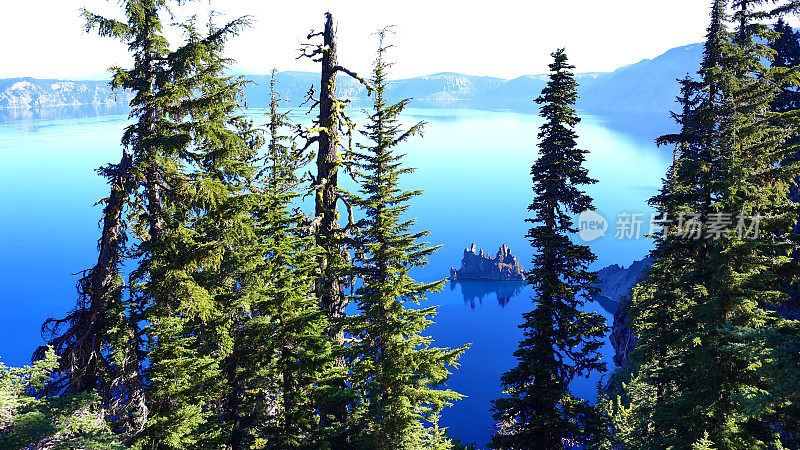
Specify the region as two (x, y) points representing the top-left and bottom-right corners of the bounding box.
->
(594, 257), (653, 368)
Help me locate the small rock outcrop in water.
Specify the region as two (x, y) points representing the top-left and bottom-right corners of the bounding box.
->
(594, 257), (653, 368)
(449, 243), (525, 281)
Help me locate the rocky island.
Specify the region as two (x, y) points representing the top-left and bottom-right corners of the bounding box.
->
(449, 243), (526, 281)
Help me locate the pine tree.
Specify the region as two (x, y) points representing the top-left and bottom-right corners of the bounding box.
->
(130, 15), (269, 449)
(347, 31), (467, 450)
(35, 0), (181, 438)
(228, 73), (334, 449)
(297, 12), (373, 436)
(625, 0), (800, 447)
(0, 349), (125, 449)
(623, 1), (732, 446)
(57, 1), (266, 446)
(36, 150), (134, 401)
(297, 12), (371, 337)
(489, 49), (607, 450)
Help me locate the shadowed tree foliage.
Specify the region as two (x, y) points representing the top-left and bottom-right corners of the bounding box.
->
(223, 73), (337, 449)
(0, 349), (125, 449)
(624, 0), (800, 447)
(771, 18), (800, 113)
(489, 49), (607, 450)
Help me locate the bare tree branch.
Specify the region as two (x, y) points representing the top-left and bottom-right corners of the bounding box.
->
(333, 65), (374, 92)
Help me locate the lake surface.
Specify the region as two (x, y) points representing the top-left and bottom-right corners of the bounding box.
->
(0, 106), (674, 447)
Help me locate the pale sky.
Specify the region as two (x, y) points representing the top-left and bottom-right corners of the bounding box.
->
(0, 0), (785, 80)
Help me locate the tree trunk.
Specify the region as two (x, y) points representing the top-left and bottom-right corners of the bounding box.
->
(315, 12), (346, 336)
(313, 13), (350, 437)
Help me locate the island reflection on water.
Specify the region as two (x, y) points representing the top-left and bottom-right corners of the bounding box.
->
(449, 280), (527, 308)
(449, 279), (618, 315)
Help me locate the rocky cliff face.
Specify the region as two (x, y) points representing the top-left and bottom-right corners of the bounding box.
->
(595, 257), (653, 368)
(595, 257), (653, 305)
(449, 243), (525, 281)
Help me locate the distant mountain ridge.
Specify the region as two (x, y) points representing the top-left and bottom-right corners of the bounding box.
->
(0, 43), (703, 114)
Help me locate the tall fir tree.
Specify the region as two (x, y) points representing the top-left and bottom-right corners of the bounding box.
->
(346, 31), (467, 450)
(489, 49), (607, 450)
(50, 1), (265, 446)
(625, 0), (800, 447)
(770, 18), (800, 114)
(623, 1), (732, 447)
(227, 73), (335, 449)
(297, 12), (373, 436)
(36, 0), (180, 439)
(130, 15), (268, 449)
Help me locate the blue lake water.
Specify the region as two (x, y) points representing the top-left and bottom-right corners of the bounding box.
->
(0, 106), (674, 447)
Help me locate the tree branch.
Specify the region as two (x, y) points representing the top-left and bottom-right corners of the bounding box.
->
(333, 65), (374, 92)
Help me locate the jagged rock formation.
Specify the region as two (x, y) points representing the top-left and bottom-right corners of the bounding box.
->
(594, 257), (653, 368)
(609, 300), (639, 368)
(595, 257), (653, 306)
(449, 243), (525, 281)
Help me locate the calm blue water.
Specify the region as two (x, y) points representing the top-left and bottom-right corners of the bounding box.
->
(0, 106), (674, 447)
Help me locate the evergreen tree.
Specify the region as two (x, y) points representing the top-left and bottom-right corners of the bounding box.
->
(770, 18), (800, 114)
(228, 73), (334, 449)
(131, 15), (268, 449)
(489, 49), (607, 450)
(0, 349), (125, 449)
(625, 0), (800, 447)
(623, 1), (732, 446)
(297, 12), (371, 337)
(297, 12), (373, 436)
(58, 1), (265, 446)
(36, 0), (181, 438)
(36, 150), (134, 402)
(346, 31), (467, 450)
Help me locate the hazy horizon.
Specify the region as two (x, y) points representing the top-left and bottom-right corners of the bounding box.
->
(0, 0), (748, 80)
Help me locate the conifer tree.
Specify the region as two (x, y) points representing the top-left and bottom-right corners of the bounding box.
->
(48, 1), (263, 446)
(227, 73), (334, 449)
(347, 31), (467, 450)
(36, 0), (181, 438)
(622, 2), (732, 446)
(625, 0), (800, 447)
(489, 49), (607, 450)
(298, 12), (371, 338)
(297, 12), (373, 434)
(130, 15), (268, 449)
(36, 150), (134, 401)
(0, 349), (125, 449)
